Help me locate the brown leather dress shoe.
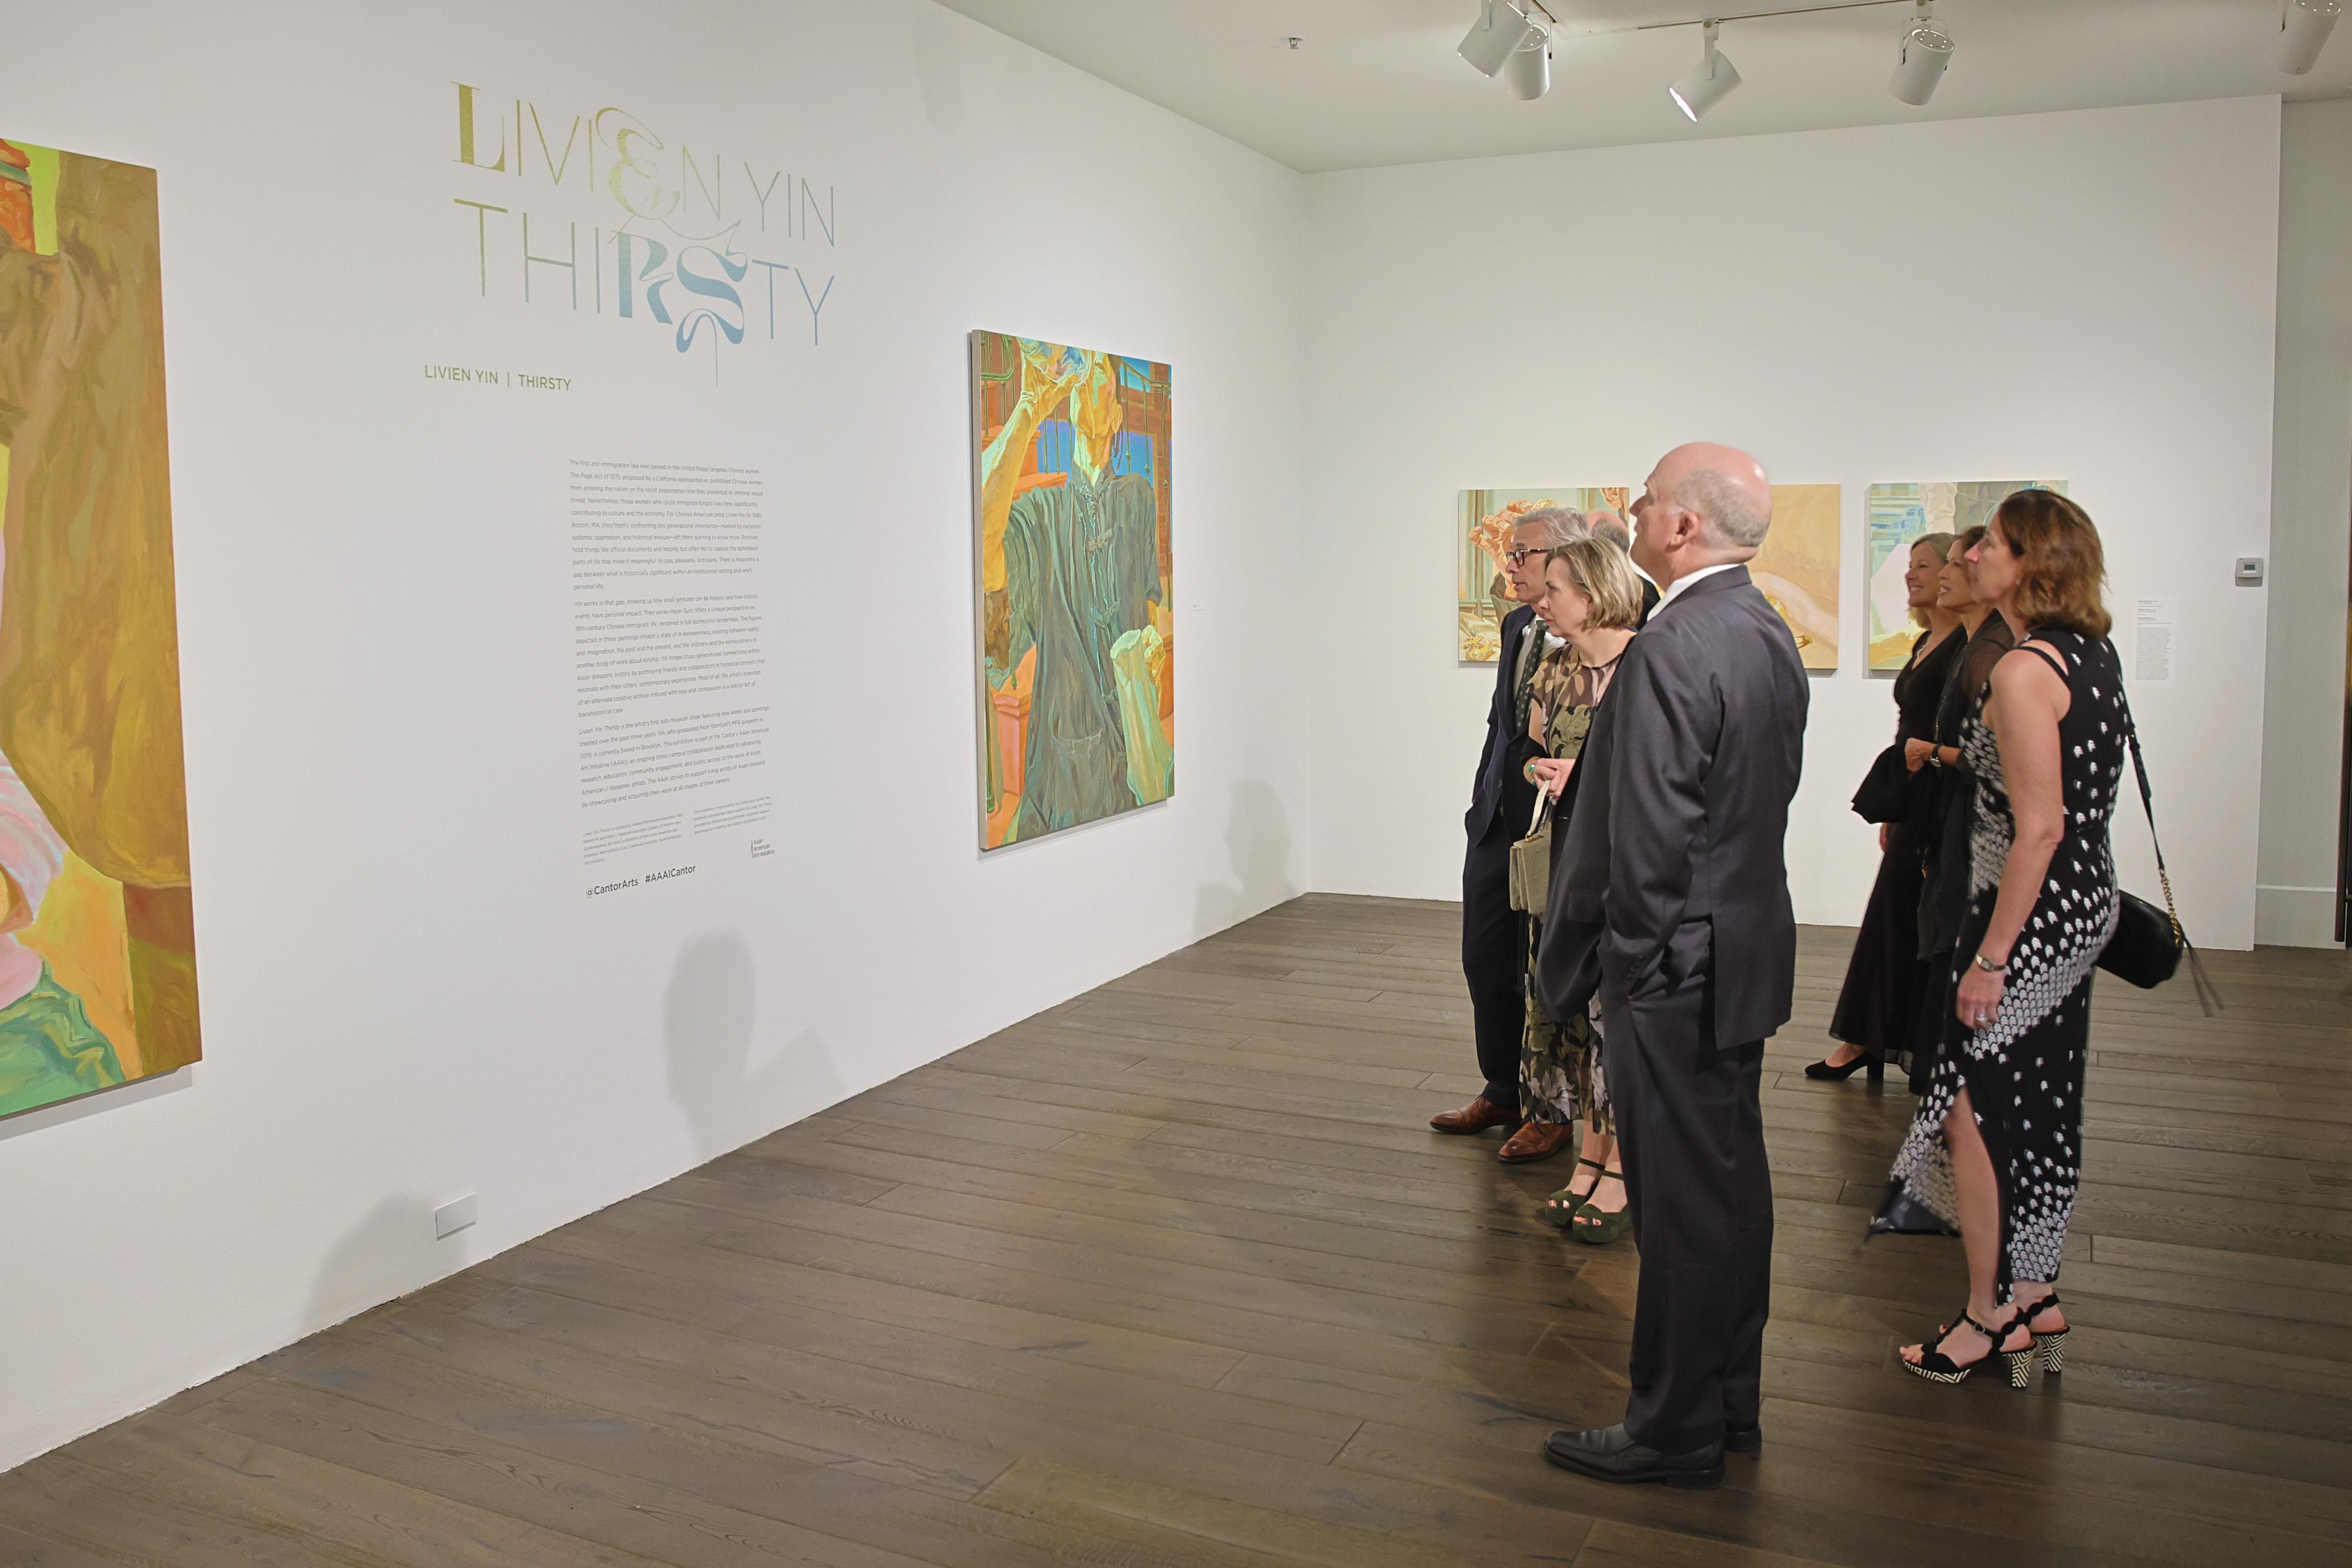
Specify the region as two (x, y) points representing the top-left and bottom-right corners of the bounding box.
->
(1429, 1096), (1517, 1135)
(1497, 1119), (1575, 1163)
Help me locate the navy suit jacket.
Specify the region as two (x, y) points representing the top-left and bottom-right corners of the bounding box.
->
(1467, 604), (1545, 845)
(1535, 566), (1808, 1046)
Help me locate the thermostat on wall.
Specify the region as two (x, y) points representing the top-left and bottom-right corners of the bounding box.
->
(2234, 557), (2264, 586)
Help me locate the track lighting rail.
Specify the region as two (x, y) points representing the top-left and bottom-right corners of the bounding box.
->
(1560, 0), (1912, 36)
(1468, 3), (2334, 113)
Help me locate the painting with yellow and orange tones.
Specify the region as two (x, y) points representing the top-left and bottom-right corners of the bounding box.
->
(970, 332), (1171, 850)
(1750, 484), (1842, 671)
(0, 137), (201, 1119)
(1456, 488), (1632, 663)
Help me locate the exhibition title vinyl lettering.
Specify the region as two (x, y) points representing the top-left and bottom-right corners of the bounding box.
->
(424, 80), (826, 895)
(443, 85), (838, 363)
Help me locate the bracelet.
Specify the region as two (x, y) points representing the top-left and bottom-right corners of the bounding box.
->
(1971, 950), (2007, 974)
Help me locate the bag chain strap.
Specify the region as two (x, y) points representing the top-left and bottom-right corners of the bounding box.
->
(2121, 691), (2221, 1013)
(2122, 722), (2184, 949)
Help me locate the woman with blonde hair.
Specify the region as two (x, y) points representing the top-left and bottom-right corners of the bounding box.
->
(1874, 490), (2127, 1386)
(1903, 527), (2014, 1092)
(1813, 531), (1963, 1082)
(1502, 536), (1643, 1245)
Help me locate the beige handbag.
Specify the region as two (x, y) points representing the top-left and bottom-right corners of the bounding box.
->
(1509, 793), (1553, 914)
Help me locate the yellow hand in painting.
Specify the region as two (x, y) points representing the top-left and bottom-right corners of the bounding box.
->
(978, 338), (1082, 595)
(1018, 338), (1081, 413)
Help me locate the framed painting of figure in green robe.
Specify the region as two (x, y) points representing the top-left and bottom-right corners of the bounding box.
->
(0, 136), (202, 1120)
(970, 332), (1172, 850)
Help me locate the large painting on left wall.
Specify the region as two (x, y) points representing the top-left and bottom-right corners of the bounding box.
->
(971, 332), (1173, 850)
(0, 137), (201, 1118)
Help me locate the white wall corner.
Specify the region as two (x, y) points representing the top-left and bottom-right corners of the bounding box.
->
(2254, 884), (2342, 947)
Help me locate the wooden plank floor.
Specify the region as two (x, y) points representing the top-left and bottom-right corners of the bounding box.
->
(6, 894), (2350, 1567)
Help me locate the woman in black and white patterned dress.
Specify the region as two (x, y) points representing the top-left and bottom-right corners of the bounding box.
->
(1873, 490), (2125, 1386)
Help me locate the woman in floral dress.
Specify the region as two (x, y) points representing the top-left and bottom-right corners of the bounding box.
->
(1502, 537), (1645, 1245)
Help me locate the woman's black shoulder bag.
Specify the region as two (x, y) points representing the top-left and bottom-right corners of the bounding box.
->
(1850, 742), (1913, 825)
(2103, 708), (2221, 1014)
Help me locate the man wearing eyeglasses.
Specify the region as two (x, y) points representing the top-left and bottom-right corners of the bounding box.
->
(1432, 506), (1588, 1144)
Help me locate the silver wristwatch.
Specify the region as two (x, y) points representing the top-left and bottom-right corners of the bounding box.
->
(1971, 951), (2006, 974)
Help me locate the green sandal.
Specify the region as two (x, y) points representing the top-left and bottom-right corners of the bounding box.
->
(1541, 1158), (1607, 1230)
(1571, 1168), (1631, 1246)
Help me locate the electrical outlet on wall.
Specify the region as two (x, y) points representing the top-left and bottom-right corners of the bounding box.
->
(433, 1193), (478, 1239)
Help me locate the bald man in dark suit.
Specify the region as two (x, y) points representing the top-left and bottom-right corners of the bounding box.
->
(1535, 444), (1808, 1490)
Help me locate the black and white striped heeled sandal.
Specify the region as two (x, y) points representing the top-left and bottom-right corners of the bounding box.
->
(2020, 1290), (2069, 1375)
(1903, 1308), (2033, 1389)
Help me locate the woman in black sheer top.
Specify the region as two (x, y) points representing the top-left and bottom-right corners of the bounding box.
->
(1812, 534), (1962, 1082)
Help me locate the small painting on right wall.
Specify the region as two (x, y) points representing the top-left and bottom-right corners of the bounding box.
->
(1865, 480), (2067, 670)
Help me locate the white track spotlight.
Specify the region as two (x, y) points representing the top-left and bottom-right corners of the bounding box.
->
(1506, 28), (1552, 101)
(1461, 1), (1542, 79)
(1889, 3), (1954, 105)
(1670, 20), (1742, 122)
(2278, 1), (2341, 75)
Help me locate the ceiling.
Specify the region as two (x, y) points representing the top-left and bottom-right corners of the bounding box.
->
(928, 1), (2352, 172)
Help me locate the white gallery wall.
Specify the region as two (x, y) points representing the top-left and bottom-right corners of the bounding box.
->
(1302, 96), (2282, 950)
(0, 0), (1312, 1470)
(2260, 99), (2352, 947)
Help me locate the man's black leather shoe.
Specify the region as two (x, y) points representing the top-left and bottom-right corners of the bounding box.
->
(1541, 1424), (1725, 1488)
(1725, 1424), (1762, 1454)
